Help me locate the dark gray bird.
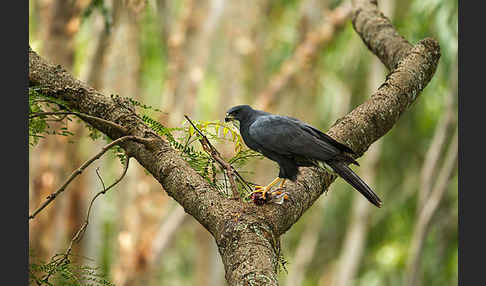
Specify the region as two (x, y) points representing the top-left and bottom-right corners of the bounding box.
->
(224, 105), (382, 207)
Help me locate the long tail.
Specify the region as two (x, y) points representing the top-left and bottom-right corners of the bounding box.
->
(326, 160), (382, 207)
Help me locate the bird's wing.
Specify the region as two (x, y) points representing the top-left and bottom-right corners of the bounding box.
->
(248, 115), (340, 161)
(286, 117), (356, 154)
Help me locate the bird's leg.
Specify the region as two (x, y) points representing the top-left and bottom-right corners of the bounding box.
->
(277, 179), (287, 189)
(252, 177), (282, 199)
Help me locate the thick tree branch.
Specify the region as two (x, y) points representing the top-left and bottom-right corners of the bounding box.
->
(351, 0), (412, 70)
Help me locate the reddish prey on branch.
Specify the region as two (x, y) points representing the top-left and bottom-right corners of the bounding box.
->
(225, 105), (382, 207)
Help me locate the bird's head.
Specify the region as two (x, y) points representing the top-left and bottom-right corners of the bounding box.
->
(224, 105), (254, 123)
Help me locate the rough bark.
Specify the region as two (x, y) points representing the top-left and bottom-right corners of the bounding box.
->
(351, 0), (411, 70)
(28, 0), (440, 284)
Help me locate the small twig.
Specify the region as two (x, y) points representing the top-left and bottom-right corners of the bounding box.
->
(29, 135), (148, 220)
(29, 111), (128, 134)
(232, 168), (256, 194)
(45, 115), (69, 122)
(184, 115), (248, 200)
(74, 157), (130, 244)
(39, 156), (130, 285)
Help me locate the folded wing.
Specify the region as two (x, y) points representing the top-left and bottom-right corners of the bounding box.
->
(248, 115), (342, 162)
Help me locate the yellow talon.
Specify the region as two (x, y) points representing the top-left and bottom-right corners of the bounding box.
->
(270, 190), (289, 200)
(250, 177), (284, 199)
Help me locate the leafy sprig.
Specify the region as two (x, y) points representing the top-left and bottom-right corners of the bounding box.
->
(29, 253), (115, 286)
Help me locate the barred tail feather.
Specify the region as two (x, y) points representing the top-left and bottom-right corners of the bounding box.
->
(327, 161), (382, 207)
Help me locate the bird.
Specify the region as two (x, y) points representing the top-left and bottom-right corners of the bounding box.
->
(224, 104), (382, 207)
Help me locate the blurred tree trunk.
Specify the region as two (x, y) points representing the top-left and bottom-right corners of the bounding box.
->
(90, 3), (171, 286)
(156, 0), (172, 47)
(159, 0), (194, 124)
(285, 203), (324, 286)
(195, 224), (213, 286)
(285, 49), (353, 286)
(297, 0), (328, 38)
(78, 0), (119, 268)
(100, 1), (141, 96)
(332, 141), (382, 286)
(405, 59), (458, 286)
(209, 240), (226, 286)
(253, 2), (352, 112)
(83, 6), (116, 90)
(29, 0), (88, 265)
(185, 0), (225, 119)
(417, 61), (458, 212)
(217, 0), (266, 112)
(147, 204), (189, 267)
(37, 0), (87, 68)
(29, 137), (73, 260)
(162, 0), (223, 125)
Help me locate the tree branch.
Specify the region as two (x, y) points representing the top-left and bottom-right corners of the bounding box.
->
(351, 0), (412, 70)
(29, 111), (128, 134)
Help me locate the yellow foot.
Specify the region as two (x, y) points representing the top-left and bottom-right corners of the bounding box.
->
(251, 186), (270, 200)
(250, 189), (290, 205)
(271, 190), (289, 200)
(250, 177), (283, 200)
(267, 190), (289, 204)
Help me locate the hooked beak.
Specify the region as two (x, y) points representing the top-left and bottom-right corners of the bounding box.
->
(224, 113), (235, 122)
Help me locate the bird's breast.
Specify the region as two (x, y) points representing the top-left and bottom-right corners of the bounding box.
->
(239, 124), (262, 153)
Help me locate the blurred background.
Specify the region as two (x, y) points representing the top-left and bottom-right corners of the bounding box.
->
(28, 0), (458, 285)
